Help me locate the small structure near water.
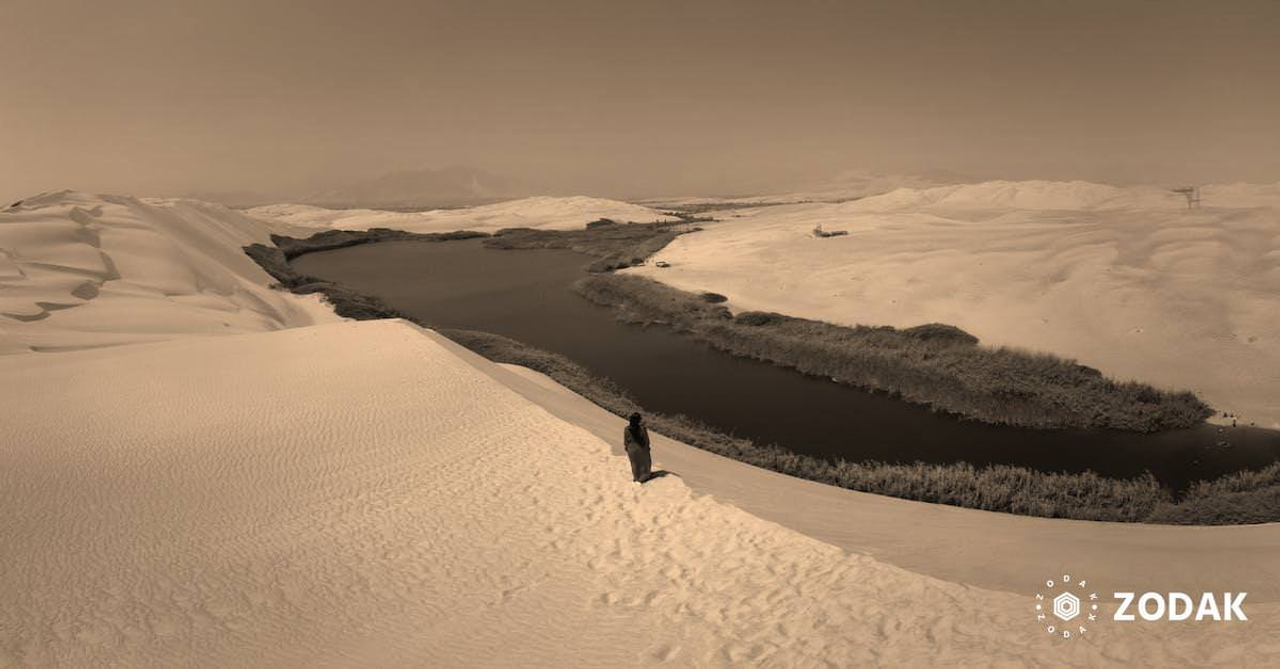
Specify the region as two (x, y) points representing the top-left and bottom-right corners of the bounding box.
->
(812, 223), (848, 238)
(1172, 186), (1201, 209)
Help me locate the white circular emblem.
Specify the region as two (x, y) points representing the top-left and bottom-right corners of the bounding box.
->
(1035, 573), (1099, 639)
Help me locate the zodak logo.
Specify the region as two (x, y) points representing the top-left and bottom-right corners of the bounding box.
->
(1035, 574), (1099, 639)
(1036, 573), (1248, 640)
(1113, 591), (1248, 622)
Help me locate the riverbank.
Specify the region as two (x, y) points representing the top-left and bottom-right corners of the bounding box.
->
(439, 325), (1280, 525)
(573, 273), (1211, 431)
(481, 358), (1280, 601)
(245, 233), (1279, 524)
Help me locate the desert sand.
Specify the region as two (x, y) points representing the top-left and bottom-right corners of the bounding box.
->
(3, 190), (1278, 666)
(3, 320), (1276, 666)
(0, 191), (338, 354)
(629, 180), (1280, 427)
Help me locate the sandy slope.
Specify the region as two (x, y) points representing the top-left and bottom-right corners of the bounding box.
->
(0, 191), (337, 354)
(492, 362), (1280, 602)
(248, 196), (676, 233)
(629, 180), (1280, 427)
(3, 319), (1275, 667)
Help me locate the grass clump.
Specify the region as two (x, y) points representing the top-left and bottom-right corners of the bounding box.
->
(1147, 462), (1280, 525)
(573, 273), (1212, 432)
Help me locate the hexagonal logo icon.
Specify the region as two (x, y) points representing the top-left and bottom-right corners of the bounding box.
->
(1053, 592), (1081, 622)
(1035, 573), (1099, 639)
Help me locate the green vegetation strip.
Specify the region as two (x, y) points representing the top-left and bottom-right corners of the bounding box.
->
(269, 228), (489, 260)
(573, 273), (1211, 432)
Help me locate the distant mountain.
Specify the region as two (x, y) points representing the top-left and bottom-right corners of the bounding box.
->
(648, 169), (964, 208)
(306, 166), (524, 208)
(182, 189), (279, 207)
(778, 170), (950, 203)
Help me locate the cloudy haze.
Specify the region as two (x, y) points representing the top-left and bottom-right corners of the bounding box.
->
(2, 0), (1278, 203)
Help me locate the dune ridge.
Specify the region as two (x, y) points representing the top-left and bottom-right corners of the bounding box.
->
(0, 191), (338, 354)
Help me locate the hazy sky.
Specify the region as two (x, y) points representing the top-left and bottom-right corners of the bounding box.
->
(2, 0), (1278, 202)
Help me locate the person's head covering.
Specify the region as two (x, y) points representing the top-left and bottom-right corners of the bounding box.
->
(626, 412), (646, 445)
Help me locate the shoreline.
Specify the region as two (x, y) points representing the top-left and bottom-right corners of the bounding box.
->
(472, 356), (1280, 602)
(573, 272), (1211, 432)
(243, 226), (1280, 525)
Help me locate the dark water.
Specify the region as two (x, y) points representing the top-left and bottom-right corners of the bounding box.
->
(294, 239), (1280, 491)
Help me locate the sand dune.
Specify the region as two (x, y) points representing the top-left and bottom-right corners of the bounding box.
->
(629, 180), (1280, 427)
(249, 196), (677, 233)
(2, 319), (1275, 666)
(3, 187), (1278, 664)
(0, 191), (337, 354)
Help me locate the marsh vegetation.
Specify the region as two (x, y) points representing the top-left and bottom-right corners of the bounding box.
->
(573, 273), (1212, 431)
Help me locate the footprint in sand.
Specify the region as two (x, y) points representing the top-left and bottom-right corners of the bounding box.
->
(644, 643), (679, 663)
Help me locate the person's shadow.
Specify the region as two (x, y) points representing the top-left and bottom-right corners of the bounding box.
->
(640, 470), (677, 483)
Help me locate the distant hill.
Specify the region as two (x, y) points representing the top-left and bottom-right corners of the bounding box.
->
(182, 189), (279, 208)
(306, 166), (524, 208)
(647, 170), (960, 208)
(248, 195), (677, 233)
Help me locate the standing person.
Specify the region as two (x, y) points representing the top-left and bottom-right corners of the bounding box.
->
(624, 412), (651, 483)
